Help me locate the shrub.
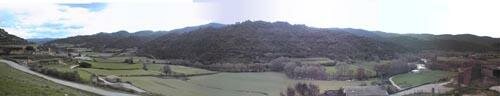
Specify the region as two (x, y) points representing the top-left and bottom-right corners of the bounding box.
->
(79, 62), (92, 68)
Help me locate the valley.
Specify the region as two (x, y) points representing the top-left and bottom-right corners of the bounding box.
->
(1, 21), (500, 96)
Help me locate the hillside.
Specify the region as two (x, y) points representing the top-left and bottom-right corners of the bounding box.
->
(0, 28), (27, 45)
(27, 38), (58, 44)
(45, 23), (225, 50)
(333, 28), (500, 52)
(0, 62), (96, 96)
(142, 21), (403, 64)
(45, 21), (500, 64)
(45, 30), (166, 50)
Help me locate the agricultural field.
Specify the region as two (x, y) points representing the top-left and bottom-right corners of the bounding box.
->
(81, 52), (114, 58)
(77, 69), (93, 83)
(147, 64), (216, 75)
(79, 68), (161, 76)
(0, 62), (96, 96)
(392, 70), (454, 88)
(94, 56), (150, 63)
(123, 72), (374, 96)
(87, 61), (142, 70)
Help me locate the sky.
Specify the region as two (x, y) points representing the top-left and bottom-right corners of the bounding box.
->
(1, 0), (500, 38)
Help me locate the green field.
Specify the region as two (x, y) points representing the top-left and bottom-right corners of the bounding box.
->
(147, 64), (216, 75)
(94, 56), (150, 63)
(87, 61), (142, 70)
(123, 72), (373, 96)
(80, 68), (161, 76)
(392, 70), (453, 88)
(0, 62), (96, 96)
(78, 69), (93, 83)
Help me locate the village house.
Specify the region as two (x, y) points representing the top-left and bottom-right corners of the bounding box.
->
(481, 64), (500, 85)
(457, 60), (500, 86)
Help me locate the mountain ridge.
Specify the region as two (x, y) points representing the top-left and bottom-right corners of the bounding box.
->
(43, 21), (500, 64)
(0, 28), (28, 45)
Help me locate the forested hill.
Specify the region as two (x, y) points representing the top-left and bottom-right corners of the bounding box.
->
(46, 30), (166, 50)
(45, 21), (500, 64)
(0, 28), (27, 45)
(45, 23), (225, 50)
(333, 28), (500, 52)
(141, 21), (404, 64)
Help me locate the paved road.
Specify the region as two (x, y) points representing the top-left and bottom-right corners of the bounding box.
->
(391, 80), (453, 96)
(70, 65), (79, 69)
(0, 59), (137, 96)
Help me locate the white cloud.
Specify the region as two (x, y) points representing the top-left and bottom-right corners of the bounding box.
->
(2, 0), (500, 38)
(78, 2), (209, 36)
(0, 0), (211, 38)
(2, 27), (32, 38)
(442, 0), (500, 37)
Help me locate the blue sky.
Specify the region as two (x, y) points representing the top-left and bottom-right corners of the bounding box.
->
(1, 0), (500, 38)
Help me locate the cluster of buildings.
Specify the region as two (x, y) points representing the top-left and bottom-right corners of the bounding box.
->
(457, 61), (500, 86)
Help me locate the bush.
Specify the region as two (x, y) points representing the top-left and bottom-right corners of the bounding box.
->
(281, 83), (321, 96)
(283, 62), (328, 80)
(79, 62), (92, 68)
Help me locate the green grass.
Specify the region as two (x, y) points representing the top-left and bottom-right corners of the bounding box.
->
(392, 70), (453, 88)
(147, 64), (216, 75)
(80, 68), (161, 76)
(77, 69), (93, 83)
(94, 56), (150, 63)
(87, 61), (142, 70)
(44, 64), (74, 72)
(42, 64), (94, 83)
(123, 72), (373, 96)
(0, 62), (96, 96)
(325, 66), (337, 74)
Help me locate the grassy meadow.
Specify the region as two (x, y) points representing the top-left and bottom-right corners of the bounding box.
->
(147, 64), (216, 75)
(123, 72), (374, 96)
(392, 70), (454, 88)
(79, 68), (161, 76)
(87, 61), (142, 70)
(0, 62), (96, 96)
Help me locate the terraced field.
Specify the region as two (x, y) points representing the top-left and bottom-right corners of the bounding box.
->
(0, 62), (96, 96)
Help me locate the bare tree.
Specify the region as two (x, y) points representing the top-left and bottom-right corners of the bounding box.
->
(163, 65), (172, 75)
